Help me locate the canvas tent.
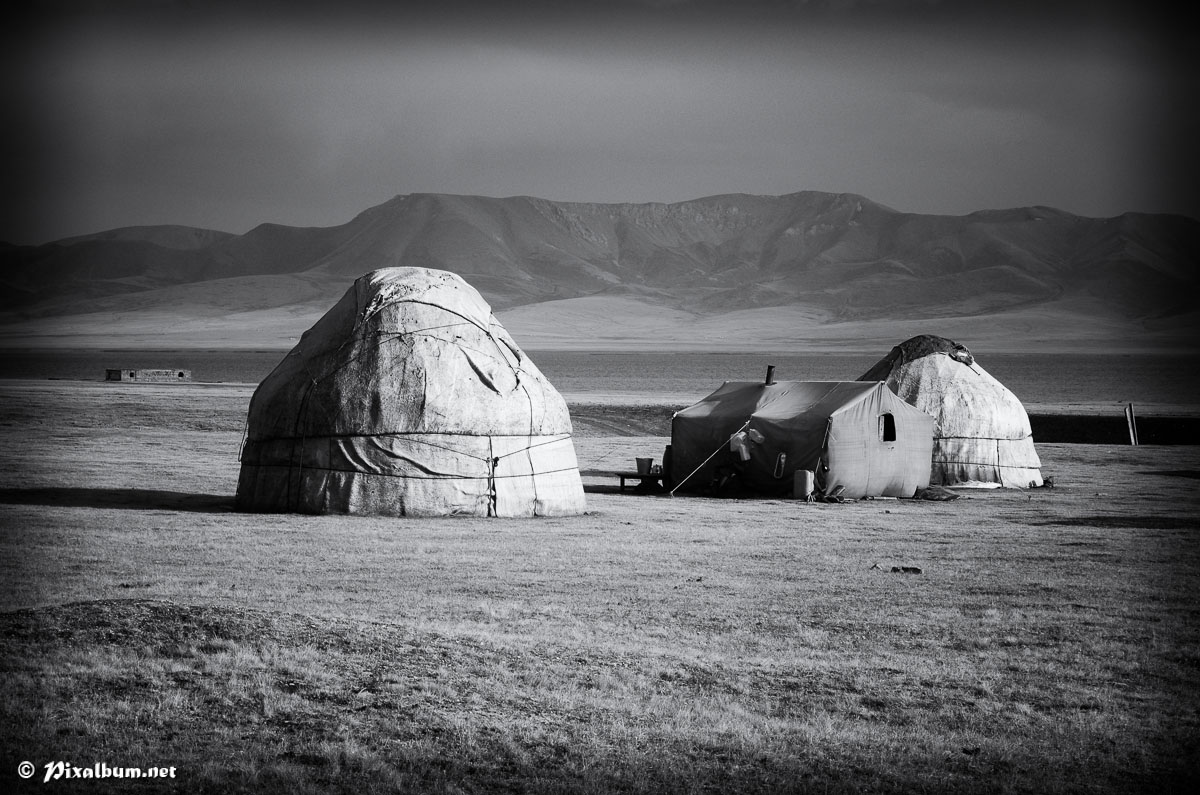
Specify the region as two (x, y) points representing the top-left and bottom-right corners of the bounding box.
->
(235, 267), (586, 517)
(669, 380), (935, 499)
(858, 335), (1043, 488)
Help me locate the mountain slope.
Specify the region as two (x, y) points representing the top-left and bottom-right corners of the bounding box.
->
(2, 192), (1197, 351)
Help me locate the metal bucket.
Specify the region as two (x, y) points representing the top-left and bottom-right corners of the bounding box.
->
(636, 457), (653, 474)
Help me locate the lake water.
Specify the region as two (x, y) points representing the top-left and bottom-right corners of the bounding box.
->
(1, 348), (1198, 407)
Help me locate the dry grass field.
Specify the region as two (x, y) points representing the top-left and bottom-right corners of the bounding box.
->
(1, 380), (1199, 793)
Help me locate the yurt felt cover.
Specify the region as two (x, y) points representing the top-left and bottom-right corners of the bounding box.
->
(670, 381), (934, 499)
(236, 267), (586, 517)
(859, 334), (1043, 488)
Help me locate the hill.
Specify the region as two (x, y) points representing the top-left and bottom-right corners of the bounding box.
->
(2, 192), (1197, 351)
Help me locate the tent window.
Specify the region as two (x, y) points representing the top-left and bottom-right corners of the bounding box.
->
(879, 413), (896, 442)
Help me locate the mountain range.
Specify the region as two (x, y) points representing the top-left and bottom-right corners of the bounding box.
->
(2, 191), (1197, 352)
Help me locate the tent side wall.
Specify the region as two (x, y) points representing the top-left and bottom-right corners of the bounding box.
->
(669, 381), (934, 498)
(740, 415), (828, 496)
(667, 382), (768, 492)
(668, 413), (752, 492)
(824, 388), (934, 499)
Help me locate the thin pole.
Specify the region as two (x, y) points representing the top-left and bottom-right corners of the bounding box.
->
(1125, 403), (1139, 446)
(669, 419), (751, 497)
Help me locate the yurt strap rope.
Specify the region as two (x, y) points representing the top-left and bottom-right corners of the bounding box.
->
(246, 463), (582, 481)
(494, 435), (571, 460)
(287, 374), (320, 511)
(380, 321), (473, 335)
(237, 417), (249, 462)
(931, 458), (1033, 469)
(363, 299), (491, 335)
(487, 438), (497, 517)
(266, 432), (571, 463)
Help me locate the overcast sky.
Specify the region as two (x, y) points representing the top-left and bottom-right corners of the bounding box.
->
(3, 0), (1194, 244)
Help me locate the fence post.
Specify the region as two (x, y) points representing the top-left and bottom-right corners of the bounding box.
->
(1125, 403), (1138, 446)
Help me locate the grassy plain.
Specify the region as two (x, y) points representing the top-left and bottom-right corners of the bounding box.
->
(1, 380), (1199, 793)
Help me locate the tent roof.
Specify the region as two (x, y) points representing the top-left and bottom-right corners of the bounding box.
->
(677, 380), (900, 424)
(859, 334), (974, 382)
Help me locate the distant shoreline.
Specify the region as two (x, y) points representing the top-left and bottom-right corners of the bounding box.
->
(1, 379), (1196, 443)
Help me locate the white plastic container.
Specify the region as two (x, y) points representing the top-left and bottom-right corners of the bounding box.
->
(793, 470), (815, 499)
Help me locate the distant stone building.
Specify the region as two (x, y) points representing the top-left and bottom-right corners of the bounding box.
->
(105, 368), (192, 382)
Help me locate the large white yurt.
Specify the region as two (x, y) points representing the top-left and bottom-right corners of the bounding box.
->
(858, 335), (1043, 488)
(236, 267), (587, 517)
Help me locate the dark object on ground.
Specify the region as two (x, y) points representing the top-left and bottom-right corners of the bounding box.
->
(915, 486), (960, 501)
(819, 484), (847, 503)
(891, 566), (923, 574)
(614, 472), (666, 493)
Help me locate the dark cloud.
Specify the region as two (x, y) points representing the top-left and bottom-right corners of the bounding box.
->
(1, 0), (1194, 244)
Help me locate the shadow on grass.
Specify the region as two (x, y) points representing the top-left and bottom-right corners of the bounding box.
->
(1031, 515), (1198, 530)
(1143, 469), (1200, 480)
(0, 487), (234, 513)
(581, 478), (667, 496)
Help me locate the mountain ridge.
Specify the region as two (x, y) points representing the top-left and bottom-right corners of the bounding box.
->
(2, 191), (1197, 352)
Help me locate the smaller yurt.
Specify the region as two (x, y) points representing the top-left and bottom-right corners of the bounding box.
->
(669, 379), (934, 499)
(858, 335), (1043, 488)
(236, 267), (586, 517)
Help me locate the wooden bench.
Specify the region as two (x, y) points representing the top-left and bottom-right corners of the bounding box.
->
(613, 471), (666, 492)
